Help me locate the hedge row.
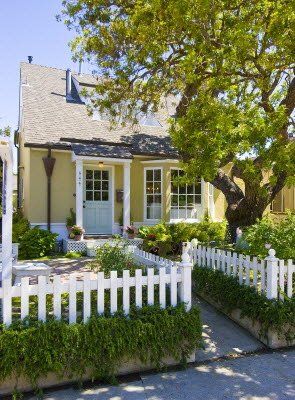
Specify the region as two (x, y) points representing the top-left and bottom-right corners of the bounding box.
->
(193, 266), (295, 340)
(0, 304), (202, 393)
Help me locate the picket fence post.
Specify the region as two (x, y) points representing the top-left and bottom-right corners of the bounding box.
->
(179, 242), (193, 311)
(265, 249), (278, 299)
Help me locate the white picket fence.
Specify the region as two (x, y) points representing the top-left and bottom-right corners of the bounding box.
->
(0, 249), (192, 326)
(133, 247), (177, 272)
(191, 244), (295, 300)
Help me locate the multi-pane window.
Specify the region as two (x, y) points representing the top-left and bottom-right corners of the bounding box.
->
(145, 168), (162, 220)
(85, 169), (109, 201)
(170, 169), (201, 220)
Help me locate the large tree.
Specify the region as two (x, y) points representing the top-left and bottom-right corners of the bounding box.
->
(61, 0), (295, 238)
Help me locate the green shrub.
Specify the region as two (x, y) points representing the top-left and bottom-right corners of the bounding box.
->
(0, 305), (202, 392)
(91, 241), (137, 276)
(66, 207), (76, 227)
(138, 217), (227, 256)
(193, 266), (295, 340)
(243, 212), (295, 259)
(64, 251), (85, 259)
(12, 211), (30, 243)
(19, 227), (58, 260)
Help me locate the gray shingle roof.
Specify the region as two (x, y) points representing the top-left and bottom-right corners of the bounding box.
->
(20, 63), (178, 157)
(72, 143), (133, 159)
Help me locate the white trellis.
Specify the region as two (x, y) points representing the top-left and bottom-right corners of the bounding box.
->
(0, 136), (14, 325)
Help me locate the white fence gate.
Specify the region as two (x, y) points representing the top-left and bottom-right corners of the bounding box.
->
(191, 244), (295, 300)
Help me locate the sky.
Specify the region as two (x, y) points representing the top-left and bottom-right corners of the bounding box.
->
(0, 1), (91, 132)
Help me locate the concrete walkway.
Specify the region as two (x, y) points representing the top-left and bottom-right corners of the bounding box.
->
(31, 350), (295, 399)
(195, 297), (265, 361)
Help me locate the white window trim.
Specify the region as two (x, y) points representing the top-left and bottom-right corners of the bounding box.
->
(169, 167), (203, 222)
(143, 167), (163, 222)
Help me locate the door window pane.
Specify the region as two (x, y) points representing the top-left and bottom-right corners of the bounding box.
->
(85, 169), (110, 203)
(102, 181), (109, 190)
(94, 170), (101, 180)
(86, 181), (93, 190)
(102, 171), (109, 180)
(94, 191), (101, 201)
(86, 191), (93, 201)
(86, 170), (93, 179)
(94, 181), (101, 190)
(102, 191), (109, 201)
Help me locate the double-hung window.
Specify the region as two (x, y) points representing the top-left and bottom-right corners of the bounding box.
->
(145, 168), (162, 220)
(170, 169), (201, 220)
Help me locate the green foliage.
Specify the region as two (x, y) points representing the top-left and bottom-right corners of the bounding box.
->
(12, 211), (30, 243)
(243, 213), (295, 259)
(0, 305), (202, 392)
(64, 251), (85, 259)
(0, 126), (11, 137)
(19, 227), (58, 260)
(60, 0), (295, 226)
(139, 222), (172, 256)
(91, 241), (137, 276)
(193, 267), (295, 341)
(138, 219), (226, 256)
(66, 208), (76, 227)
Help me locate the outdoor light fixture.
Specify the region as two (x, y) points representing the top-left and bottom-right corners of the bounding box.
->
(98, 161), (104, 168)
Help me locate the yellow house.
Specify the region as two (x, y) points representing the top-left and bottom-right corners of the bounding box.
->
(15, 62), (293, 240)
(16, 62), (222, 240)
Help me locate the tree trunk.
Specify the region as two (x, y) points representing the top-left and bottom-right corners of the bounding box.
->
(210, 168), (286, 243)
(225, 199), (265, 243)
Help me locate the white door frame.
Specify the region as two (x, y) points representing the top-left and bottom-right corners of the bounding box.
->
(83, 164), (114, 234)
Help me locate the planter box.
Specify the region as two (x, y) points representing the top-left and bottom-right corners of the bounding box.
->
(198, 291), (295, 349)
(0, 352), (195, 396)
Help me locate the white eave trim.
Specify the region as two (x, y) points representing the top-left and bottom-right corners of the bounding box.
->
(72, 153), (132, 164)
(140, 159), (179, 164)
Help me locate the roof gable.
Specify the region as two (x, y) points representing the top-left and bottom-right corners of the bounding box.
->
(20, 63), (177, 157)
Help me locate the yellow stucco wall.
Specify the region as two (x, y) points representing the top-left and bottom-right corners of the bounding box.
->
(19, 138), (31, 218)
(29, 149), (75, 223)
(22, 150), (214, 226)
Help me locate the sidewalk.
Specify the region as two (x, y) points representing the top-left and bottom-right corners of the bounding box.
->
(31, 350), (295, 399)
(195, 296), (265, 361)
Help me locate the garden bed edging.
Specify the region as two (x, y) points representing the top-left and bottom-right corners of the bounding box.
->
(198, 292), (295, 349)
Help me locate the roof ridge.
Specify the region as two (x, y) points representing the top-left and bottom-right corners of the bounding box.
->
(20, 61), (69, 73)
(19, 61), (96, 79)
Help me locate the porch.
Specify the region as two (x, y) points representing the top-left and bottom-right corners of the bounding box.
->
(72, 146), (211, 238)
(63, 237), (144, 255)
(73, 147), (132, 236)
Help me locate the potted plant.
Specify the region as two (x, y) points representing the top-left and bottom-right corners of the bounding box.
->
(66, 208), (76, 235)
(126, 225), (136, 239)
(70, 225), (85, 241)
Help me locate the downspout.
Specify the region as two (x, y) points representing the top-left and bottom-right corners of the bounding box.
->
(42, 148), (56, 231)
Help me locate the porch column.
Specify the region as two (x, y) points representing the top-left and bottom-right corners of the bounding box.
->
(123, 162), (131, 231)
(75, 159), (83, 228)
